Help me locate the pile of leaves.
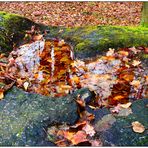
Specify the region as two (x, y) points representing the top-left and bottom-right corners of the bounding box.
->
(0, 2), (142, 27)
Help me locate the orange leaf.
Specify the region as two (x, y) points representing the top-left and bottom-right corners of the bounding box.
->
(132, 121), (145, 133)
(0, 91), (4, 100)
(71, 131), (88, 145)
(113, 95), (125, 101)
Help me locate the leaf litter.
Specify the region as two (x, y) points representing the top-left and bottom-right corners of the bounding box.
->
(0, 27), (148, 146)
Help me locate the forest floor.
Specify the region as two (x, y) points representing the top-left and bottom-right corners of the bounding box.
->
(0, 2), (143, 27)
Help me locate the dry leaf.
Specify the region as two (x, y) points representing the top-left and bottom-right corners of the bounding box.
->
(132, 60), (141, 67)
(0, 91), (4, 100)
(113, 95), (125, 101)
(119, 102), (132, 109)
(106, 48), (115, 56)
(130, 80), (140, 88)
(132, 121), (145, 133)
(23, 82), (29, 90)
(82, 123), (95, 137)
(90, 139), (103, 146)
(71, 131), (88, 145)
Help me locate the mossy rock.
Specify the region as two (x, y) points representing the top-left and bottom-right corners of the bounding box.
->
(0, 86), (79, 146)
(45, 26), (148, 60)
(0, 11), (41, 55)
(94, 99), (148, 146)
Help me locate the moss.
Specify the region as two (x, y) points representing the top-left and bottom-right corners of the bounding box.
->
(0, 11), (39, 54)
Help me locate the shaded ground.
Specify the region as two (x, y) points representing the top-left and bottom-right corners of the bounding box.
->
(0, 2), (142, 27)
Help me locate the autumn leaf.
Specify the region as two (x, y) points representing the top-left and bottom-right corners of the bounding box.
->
(113, 95), (125, 101)
(70, 131), (88, 145)
(90, 139), (103, 146)
(106, 48), (115, 56)
(82, 123), (95, 137)
(23, 82), (29, 90)
(130, 80), (140, 88)
(0, 91), (4, 100)
(132, 60), (141, 67)
(132, 121), (145, 133)
(119, 102), (132, 109)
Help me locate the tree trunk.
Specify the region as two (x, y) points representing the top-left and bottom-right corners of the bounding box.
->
(141, 2), (148, 27)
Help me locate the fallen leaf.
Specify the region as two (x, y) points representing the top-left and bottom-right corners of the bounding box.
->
(130, 80), (140, 88)
(113, 95), (125, 101)
(23, 82), (29, 90)
(90, 139), (103, 146)
(132, 60), (141, 67)
(82, 123), (95, 137)
(71, 131), (88, 145)
(106, 48), (115, 56)
(70, 121), (87, 128)
(118, 51), (129, 56)
(132, 121), (145, 133)
(0, 91), (4, 100)
(119, 102), (132, 109)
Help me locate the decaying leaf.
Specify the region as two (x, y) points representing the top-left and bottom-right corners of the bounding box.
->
(90, 139), (103, 146)
(119, 102), (132, 109)
(71, 131), (88, 145)
(130, 80), (140, 88)
(82, 123), (95, 137)
(132, 60), (141, 67)
(0, 91), (4, 100)
(106, 48), (115, 56)
(132, 121), (145, 133)
(23, 82), (29, 90)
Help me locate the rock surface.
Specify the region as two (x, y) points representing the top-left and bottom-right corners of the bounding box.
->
(46, 26), (148, 60)
(0, 11), (41, 54)
(0, 86), (79, 146)
(93, 99), (148, 146)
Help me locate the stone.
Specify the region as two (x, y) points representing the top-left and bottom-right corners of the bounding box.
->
(0, 86), (79, 146)
(94, 99), (148, 146)
(0, 11), (41, 54)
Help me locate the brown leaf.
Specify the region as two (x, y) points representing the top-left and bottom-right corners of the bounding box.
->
(90, 139), (103, 146)
(82, 123), (95, 137)
(71, 131), (88, 145)
(132, 121), (145, 133)
(0, 91), (4, 100)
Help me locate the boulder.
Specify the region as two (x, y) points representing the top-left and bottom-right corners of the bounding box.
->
(0, 86), (79, 146)
(0, 11), (41, 54)
(93, 99), (148, 146)
(46, 26), (148, 60)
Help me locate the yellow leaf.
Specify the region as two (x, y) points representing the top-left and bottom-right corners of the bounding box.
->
(119, 102), (132, 109)
(23, 82), (29, 90)
(106, 48), (115, 56)
(130, 80), (140, 88)
(132, 121), (145, 133)
(58, 39), (65, 46)
(113, 95), (125, 101)
(118, 51), (129, 56)
(0, 91), (4, 100)
(132, 60), (141, 67)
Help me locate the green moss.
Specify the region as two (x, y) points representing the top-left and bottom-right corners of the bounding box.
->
(0, 11), (38, 54)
